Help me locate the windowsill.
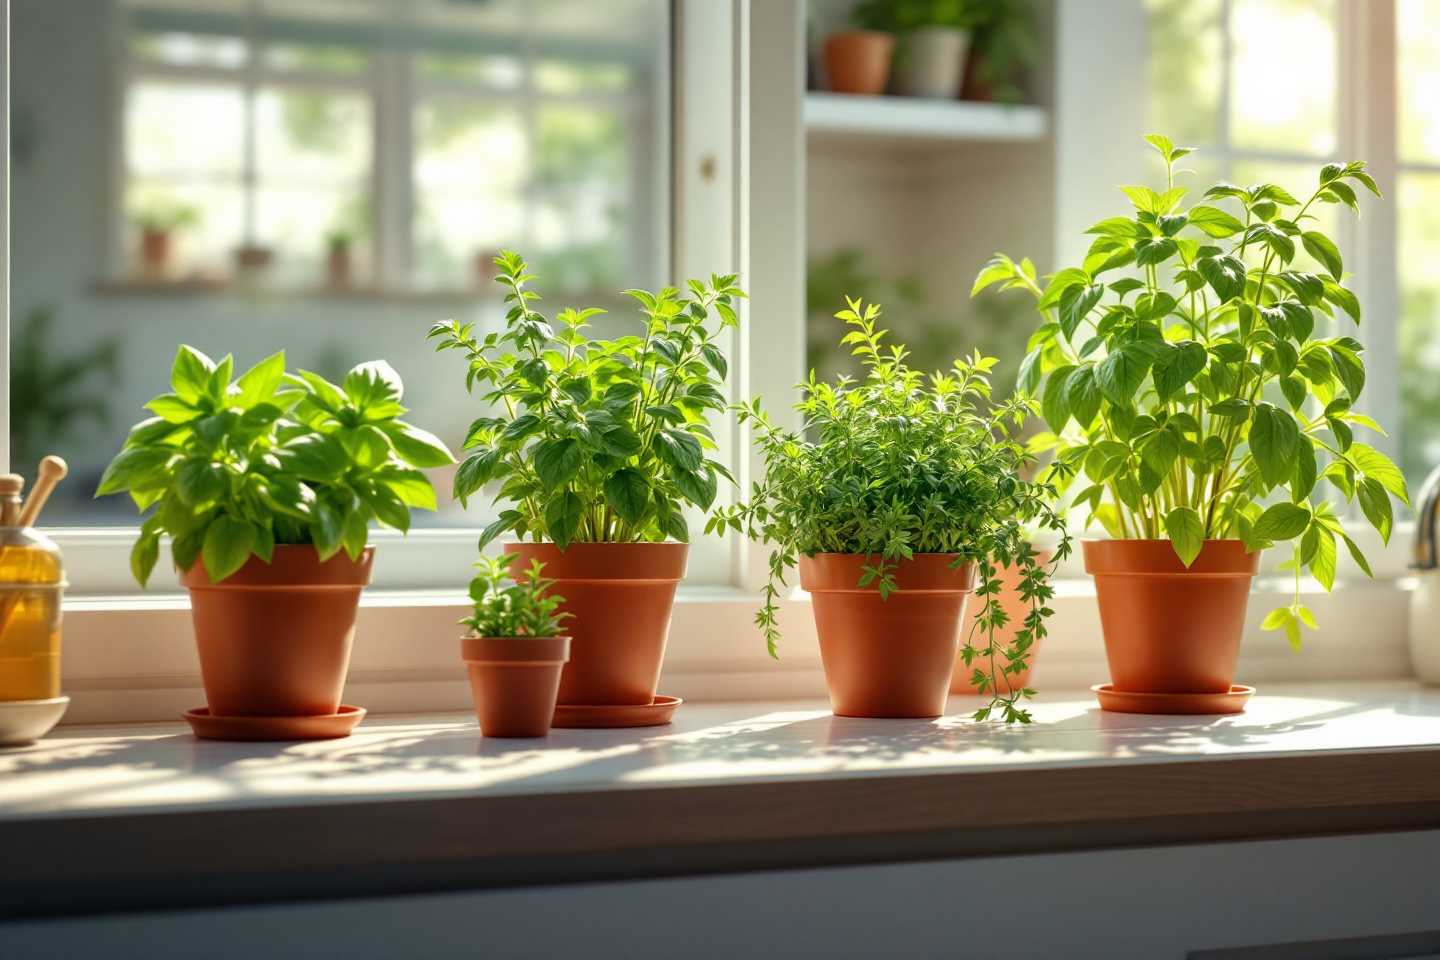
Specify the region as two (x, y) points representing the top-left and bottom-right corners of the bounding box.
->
(3, 681), (1438, 919)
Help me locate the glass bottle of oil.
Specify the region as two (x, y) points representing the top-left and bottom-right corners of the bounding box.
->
(0, 521), (65, 702)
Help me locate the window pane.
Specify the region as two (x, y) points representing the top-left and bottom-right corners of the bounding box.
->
(416, 52), (524, 88)
(534, 60), (631, 96)
(127, 82), (245, 176)
(1399, 172), (1440, 484)
(255, 88), (371, 183)
(255, 186), (368, 278)
(1146, 0), (1223, 146)
(1229, 0), (1337, 156)
(125, 180), (245, 277)
(130, 30), (247, 69)
(262, 42), (370, 75)
(1398, 0), (1440, 165)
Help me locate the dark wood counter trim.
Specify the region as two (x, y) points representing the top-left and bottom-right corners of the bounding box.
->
(4, 748), (1439, 919)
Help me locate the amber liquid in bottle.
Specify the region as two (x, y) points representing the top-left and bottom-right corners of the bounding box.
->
(0, 528), (65, 701)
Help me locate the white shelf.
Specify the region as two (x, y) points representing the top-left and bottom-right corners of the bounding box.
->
(804, 91), (1047, 144)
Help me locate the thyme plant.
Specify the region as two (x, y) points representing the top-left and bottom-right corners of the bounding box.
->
(460, 554), (570, 639)
(429, 252), (745, 550)
(974, 136), (1409, 650)
(709, 300), (1071, 723)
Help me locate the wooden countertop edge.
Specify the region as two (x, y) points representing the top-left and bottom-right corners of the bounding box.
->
(4, 746), (1439, 893)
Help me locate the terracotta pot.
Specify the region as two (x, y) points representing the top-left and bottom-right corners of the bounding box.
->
(951, 550), (1051, 695)
(178, 544), (374, 717)
(824, 31), (895, 96)
(326, 245), (352, 286)
(141, 228), (171, 274)
(800, 553), (976, 718)
(1084, 539), (1260, 695)
(504, 542), (687, 706)
(960, 49), (995, 101)
(461, 635), (570, 737)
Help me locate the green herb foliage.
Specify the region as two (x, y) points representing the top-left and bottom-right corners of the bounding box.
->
(709, 299), (1070, 723)
(854, 0), (980, 31)
(973, 136), (1409, 650)
(460, 554), (571, 639)
(97, 347), (455, 585)
(428, 251), (745, 550)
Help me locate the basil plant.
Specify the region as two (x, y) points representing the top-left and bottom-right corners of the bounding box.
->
(429, 251), (745, 550)
(709, 300), (1070, 723)
(98, 347), (455, 585)
(974, 135), (1409, 650)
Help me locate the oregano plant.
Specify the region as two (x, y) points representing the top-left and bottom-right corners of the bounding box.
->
(973, 135), (1409, 650)
(428, 251), (745, 549)
(709, 299), (1071, 723)
(98, 347), (455, 585)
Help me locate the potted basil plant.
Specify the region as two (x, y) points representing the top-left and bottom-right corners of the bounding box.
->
(710, 299), (1070, 723)
(429, 251), (745, 726)
(974, 135), (1408, 714)
(460, 555), (572, 738)
(97, 347), (454, 739)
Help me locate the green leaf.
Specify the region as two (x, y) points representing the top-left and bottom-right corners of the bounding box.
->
(1186, 205), (1245, 238)
(1301, 231), (1343, 280)
(176, 458), (227, 507)
(236, 352), (286, 409)
(1290, 439), (1317, 502)
(201, 516), (257, 583)
(380, 422), (456, 468)
(342, 360), (406, 419)
(656, 429), (703, 472)
(1133, 237), (1178, 267)
(1348, 444), (1410, 507)
(672, 465), (718, 511)
(130, 527), (162, 588)
(1328, 342), (1366, 399)
(603, 467), (651, 527)
(358, 481), (411, 533)
(1041, 365), (1075, 431)
(1165, 506), (1205, 567)
(1140, 427), (1180, 475)
(1197, 254), (1248, 303)
(1151, 341), (1207, 402)
(1253, 502), (1311, 541)
(1322, 280), (1361, 322)
(1307, 525), (1337, 591)
(1356, 477), (1394, 544)
(374, 465), (437, 511)
(531, 437), (583, 491)
(1247, 402), (1300, 488)
(276, 433), (349, 481)
(1058, 283), (1104, 340)
(172, 345), (217, 404)
(1095, 344), (1152, 406)
(1065, 365), (1102, 428)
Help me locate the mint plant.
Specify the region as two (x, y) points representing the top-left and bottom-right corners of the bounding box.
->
(460, 554), (570, 639)
(428, 251), (745, 549)
(98, 347), (455, 585)
(709, 299), (1070, 723)
(974, 135), (1409, 649)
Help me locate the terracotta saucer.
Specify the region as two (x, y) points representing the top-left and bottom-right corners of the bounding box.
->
(551, 695), (682, 729)
(1092, 684), (1254, 715)
(183, 705), (366, 741)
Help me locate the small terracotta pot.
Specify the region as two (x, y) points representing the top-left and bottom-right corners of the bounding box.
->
(800, 553), (977, 718)
(326, 245), (352, 286)
(178, 544), (374, 717)
(504, 542), (687, 706)
(824, 31), (896, 96)
(461, 635), (570, 737)
(1084, 539), (1260, 695)
(951, 551), (1052, 695)
(141, 228), (171, 274)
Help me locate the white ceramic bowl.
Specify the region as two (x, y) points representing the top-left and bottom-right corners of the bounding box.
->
(0, 695), (69, 746)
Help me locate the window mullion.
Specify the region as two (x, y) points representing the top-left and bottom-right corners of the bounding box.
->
(372, 48), (413, 291)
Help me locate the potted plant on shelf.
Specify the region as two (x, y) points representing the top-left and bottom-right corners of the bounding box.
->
(459, 554), (571, 738)
(710, 298), (1069, 722)
(974, 135), (1407, 714)
(961, 0), (1038, 104)
(824, 26), (896, 97)
(97, 348), (455, 739)
(853, 0), (978, 99)
(131, 199), (199, 277)
(429, 251), (745, 728)
(325, 228), (357, 287)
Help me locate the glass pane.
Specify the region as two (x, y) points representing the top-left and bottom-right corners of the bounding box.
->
(413, 102), (528, 287)
(130, 30), (247, 69)
(125, 179), (245, 278)
(255, 186), (369, 279)
(533, 60), (631, 95)
(1399, 172), (1440, 485)
(126, 81), (245, 176)
(416, 52), (524, 88)
(262, 42), (369, 75)
(1398, 0), (1440, 165)
(255, 88), (371, 184)
(1145, 0), (1223, 146)
(1229, 0), (1337, 156)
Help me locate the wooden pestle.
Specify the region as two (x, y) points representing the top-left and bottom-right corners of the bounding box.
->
(18, 457), (67, 528)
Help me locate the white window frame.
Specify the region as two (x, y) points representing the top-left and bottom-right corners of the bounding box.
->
(12, 0), (816, 722)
